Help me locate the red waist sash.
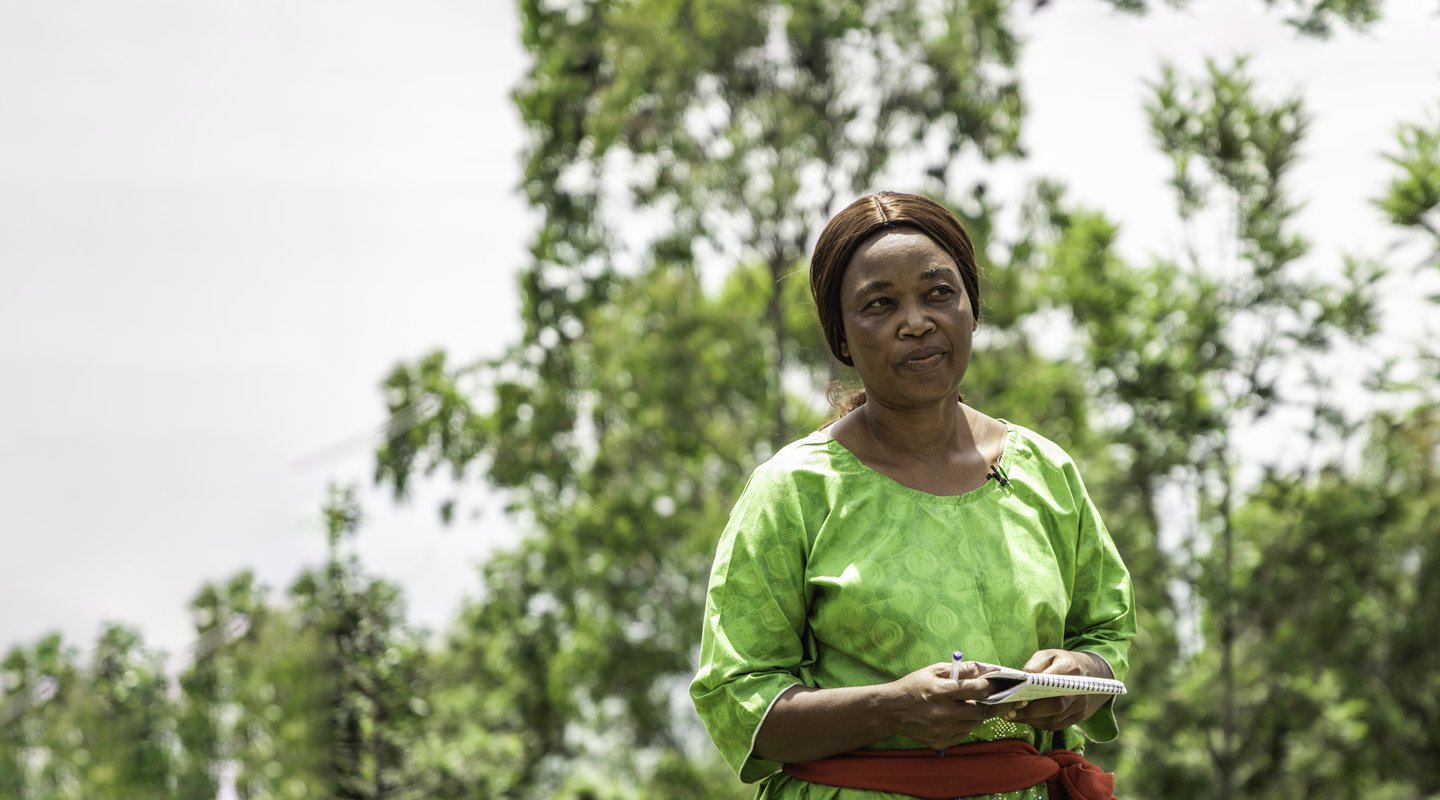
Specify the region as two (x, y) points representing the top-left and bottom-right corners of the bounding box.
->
(781, 739), (1116, 800)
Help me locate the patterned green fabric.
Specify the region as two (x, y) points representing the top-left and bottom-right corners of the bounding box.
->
(689, 421), (1135, 798)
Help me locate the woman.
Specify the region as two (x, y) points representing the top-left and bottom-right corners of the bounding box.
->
(689, 192), (1135, 800)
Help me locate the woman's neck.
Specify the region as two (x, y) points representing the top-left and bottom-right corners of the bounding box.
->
(857, 395), (972, 464)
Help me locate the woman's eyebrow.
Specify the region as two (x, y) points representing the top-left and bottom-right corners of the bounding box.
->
(853, 279), (893, 297)
(853, 267), (957, 297)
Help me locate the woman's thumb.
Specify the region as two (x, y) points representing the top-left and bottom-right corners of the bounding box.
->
(951, 660), (989, 680)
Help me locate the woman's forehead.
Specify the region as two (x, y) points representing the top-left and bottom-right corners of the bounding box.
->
(845, 229), (959, 283)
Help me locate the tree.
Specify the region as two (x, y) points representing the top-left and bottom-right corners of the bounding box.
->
(173, 490), (433, 800)
(505, 0), (1024, 433)
(368, 2), (1430, 797)
(0, 635), (81, 800)
(374, 1), (1031, 794)
(286, 486), (431, 800)
(0, 627), (180, 800)
(175, 570), (298, 800)
(1026, 61), (1440, 797)
(381, 263), (819, 797)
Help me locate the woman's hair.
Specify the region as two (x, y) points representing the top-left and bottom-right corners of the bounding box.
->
(810, 192), (981, 421)
(809, 192), (981, 368)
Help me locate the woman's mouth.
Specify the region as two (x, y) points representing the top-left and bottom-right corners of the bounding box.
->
(901, 350), (946, 370)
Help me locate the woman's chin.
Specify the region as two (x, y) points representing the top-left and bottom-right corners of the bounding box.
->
(869, 383), (964, 410)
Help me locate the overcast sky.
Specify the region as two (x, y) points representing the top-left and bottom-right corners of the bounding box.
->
(1, 0), (1436, 665)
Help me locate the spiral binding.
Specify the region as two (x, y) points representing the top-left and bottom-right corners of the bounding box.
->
(1027, 673), (1124, 694)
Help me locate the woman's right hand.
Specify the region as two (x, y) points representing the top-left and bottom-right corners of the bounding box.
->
(754, 660), (1027, 763)
(886, 661), (1015, 750)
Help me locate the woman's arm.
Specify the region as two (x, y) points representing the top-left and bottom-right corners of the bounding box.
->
(1026, 457), (1137, 741)
(754, 661), (1003, 763)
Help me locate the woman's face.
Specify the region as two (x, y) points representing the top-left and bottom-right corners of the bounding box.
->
(838, 229), (974, 410)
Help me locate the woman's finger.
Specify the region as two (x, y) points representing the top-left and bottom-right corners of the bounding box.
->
(1022, 649), (1065, 673)
(1010, 697), (1066, 720)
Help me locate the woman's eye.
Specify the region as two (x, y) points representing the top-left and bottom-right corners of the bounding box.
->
(929, 285), (956, 298)
(863, 298), (892, 310)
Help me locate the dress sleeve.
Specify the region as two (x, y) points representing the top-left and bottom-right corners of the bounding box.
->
(689, 463), (811, 783)
(1061, 466), (1136, 744)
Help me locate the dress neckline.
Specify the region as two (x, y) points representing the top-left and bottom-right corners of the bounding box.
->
(813, 419), (1015, 504)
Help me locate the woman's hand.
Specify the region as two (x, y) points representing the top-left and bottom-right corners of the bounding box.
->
(754, 660), (1027, 763)
(887, 661), (1020, 750)
(1004, 649), (1113, 731)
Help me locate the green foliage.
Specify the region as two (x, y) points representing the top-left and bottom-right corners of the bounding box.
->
(0, 491), (435, 800)
(303, 485), (432, 800)
(1377, 106), (1440, 262)
(1096, 0), (1383, 37)
(0, 627), (181, 799)
(1149, 58), (1311, 279)
(363, 6), (1440, 798)
(1187, 403), (1440, 797)
(378, 261), (825, 796)
(1054, 59), (1440, 798)
(82, 625), (179, 797)
(2, 3), (1436, 798)
(1, 635), (87, 799)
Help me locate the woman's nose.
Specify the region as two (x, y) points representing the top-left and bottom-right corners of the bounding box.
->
(898, 303), (935, 337)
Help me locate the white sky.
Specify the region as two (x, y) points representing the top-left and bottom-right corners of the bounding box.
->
(1, 0), (1436, 664)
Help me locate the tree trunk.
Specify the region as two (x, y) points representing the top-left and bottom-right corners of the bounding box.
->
(1218, 453), (1237, 799)
(768, 247), (788, 441)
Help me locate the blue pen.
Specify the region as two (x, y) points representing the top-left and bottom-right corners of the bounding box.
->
(937, 651), (966, 757)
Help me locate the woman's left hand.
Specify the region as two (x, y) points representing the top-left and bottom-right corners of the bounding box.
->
(1003, 649), (1113, 731)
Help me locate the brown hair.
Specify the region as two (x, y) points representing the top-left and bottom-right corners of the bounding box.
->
(809, 192), (981, 368)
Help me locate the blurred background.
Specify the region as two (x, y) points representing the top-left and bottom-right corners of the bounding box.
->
(1, 0), (1437, 797)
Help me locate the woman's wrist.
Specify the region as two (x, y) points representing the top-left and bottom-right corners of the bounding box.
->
(874, 676), (914, 739)
(755, 682), (904, 763)
(1077, 650), (1113, 678)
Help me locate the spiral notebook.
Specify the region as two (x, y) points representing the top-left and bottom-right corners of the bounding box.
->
(973, 663), (1127, 705)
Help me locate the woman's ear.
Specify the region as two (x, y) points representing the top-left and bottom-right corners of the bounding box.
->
(840, 340), (849, 358)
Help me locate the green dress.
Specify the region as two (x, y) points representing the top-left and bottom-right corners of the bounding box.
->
(689, 421), (1136, 799)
